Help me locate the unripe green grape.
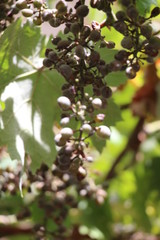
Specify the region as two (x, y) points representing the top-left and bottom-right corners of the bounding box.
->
(82, 123), (92, 134)
(56, 0), (66, 10)
(56, 4), (67, 16)
(57, 96), (71, 110)
(54, 133), (66, 146)
(16, 0), (27, 9)
(92, 98), (102, 109)
(60, 127), (73, 139)
(76, 5), (89, 18)
(33, 0), (43, 8)
(96, 125), (111, 139)
(21, 9), (33, 17)
(33, 17), (42, 25)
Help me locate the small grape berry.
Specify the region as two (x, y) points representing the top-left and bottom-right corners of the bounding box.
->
(60, 127), (73, 139)
(57, 96), (71, 110)
(96, 125), (111, 139)
(92, 98), (102, 109)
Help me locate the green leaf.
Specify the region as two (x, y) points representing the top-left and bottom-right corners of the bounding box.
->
(0, 20), (64, 173)
(0, 70), (63, 173)
(0, 18), (46, 95)
(106, 71), (127, 87)
(136, 0), (157, 15)
(104, 98), (122, 126)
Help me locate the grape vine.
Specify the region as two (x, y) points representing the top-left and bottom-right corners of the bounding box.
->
(0, 0), (160, 239)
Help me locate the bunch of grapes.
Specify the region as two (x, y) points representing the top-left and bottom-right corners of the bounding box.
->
(0, 161), (107, 239)
(41, 0), (160, 180)
(1, 0), (160, 188)
(0, 0), (20, 33)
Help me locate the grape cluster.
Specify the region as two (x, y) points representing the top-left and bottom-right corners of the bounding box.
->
(0, 160), (107, 239)
(42, 1), (115, 180)
(112, 1), (160, 78)
(0, 0), (20, 33)
(41, 0), (160, 180)
(1, 0), (160, 182)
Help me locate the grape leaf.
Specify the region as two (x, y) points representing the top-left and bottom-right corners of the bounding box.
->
(0, 19), (64, 173)
(136, 0), (157, 15)
(0, 18), (46, 94)
(0, 70), (63, 173)
(104, 98), (122, 126)
(105, 71), (127, 87)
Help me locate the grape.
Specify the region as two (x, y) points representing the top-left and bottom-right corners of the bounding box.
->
(89, 30), (101, 42)
(121, 36), (133, 50)
(60, 127), (73, 139)
(70, 23), (80, 35)
(33, 0), (43, 8)
(42, 10), (53, 21)
(43, 58), (53, 68)
(75, 45), (85, 59)
(92, 98), (102, 109)
(16, 0), (27, 9)
(76, 5), (89, 18)
(96, 125), (111, 139)
(141, 25), (152, 39)
(60, 117), (70, 126)
(54, 133), (66, 146)
(77, 166), (87, 181)
(125, 66), (136, 79)
(81, 123), (92, 134)
(21, 9), (33, 17)
(58, 64), (73, 80)
(57, 96), (71, 110)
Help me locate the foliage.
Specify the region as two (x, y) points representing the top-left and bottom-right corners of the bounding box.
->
(0, 0), (160, 239)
